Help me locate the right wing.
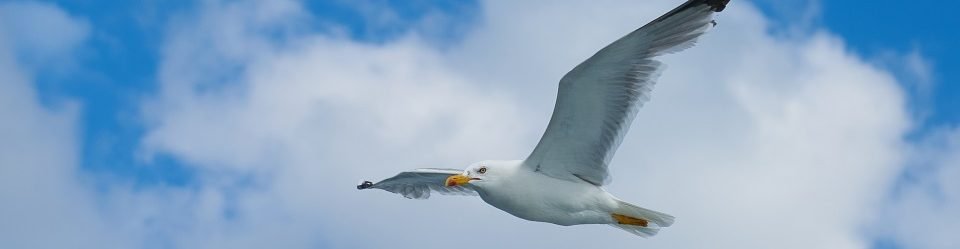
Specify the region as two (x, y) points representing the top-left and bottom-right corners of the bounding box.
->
(357, 168), (477, 199)
(523, 0), (728, 186)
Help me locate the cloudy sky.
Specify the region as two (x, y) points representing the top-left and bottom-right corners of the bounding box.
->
(1, 0), (957, 248)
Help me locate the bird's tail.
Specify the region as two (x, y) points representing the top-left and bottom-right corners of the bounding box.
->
(608, 199), (675, 237)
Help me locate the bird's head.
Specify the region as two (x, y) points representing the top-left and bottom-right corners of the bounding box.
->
(445, 161), (508, 188)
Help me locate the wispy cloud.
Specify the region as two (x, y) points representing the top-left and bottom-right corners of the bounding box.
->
(873, 126), (960, 249)
(0, 1), (89, 65)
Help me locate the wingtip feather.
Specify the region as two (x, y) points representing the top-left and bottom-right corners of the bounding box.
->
(357, 180), (374, 190)
(705, 0), (730, 12)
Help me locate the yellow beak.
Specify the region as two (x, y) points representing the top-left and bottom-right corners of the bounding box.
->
(445, 174), (472, 187)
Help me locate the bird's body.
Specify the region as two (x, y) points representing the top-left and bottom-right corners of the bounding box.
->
(470, 160), (618, 226)
(358, 0), (729, 237)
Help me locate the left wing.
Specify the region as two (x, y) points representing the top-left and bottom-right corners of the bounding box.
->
(357, 168), (477, 199)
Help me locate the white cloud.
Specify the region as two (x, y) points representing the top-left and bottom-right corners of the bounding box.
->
(0, 2), (130, 248)
(137, 0), (916, 248)
(2, 0), (953, 248)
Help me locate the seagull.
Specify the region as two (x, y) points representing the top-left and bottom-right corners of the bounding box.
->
(357, 0), (729, 237)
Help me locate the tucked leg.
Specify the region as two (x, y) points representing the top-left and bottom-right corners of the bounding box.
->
(612, 213), (649, 227)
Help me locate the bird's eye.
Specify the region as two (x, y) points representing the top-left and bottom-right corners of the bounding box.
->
(478, 167), (487, 174)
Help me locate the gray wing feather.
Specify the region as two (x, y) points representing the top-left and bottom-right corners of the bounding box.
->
(358, 168), (476, 199)
(523, 0), (727, 185)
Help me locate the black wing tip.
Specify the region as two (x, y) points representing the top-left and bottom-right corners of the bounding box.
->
(704, 0), (730, 12)
(357, 181), (374, 190)
(650, 0), (730, 27)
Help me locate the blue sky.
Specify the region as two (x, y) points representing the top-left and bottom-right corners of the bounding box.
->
(819, 0), (959, 131)
(1, 0), (958, 248)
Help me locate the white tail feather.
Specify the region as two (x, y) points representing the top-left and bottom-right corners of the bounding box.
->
(616, 199), (675, 227)
(609, 224), (661, 237)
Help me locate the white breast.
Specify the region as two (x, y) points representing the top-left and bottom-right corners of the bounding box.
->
(477, 168), (618, 226)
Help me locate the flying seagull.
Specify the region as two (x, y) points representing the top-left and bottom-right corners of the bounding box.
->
(358, 0), (729, 237)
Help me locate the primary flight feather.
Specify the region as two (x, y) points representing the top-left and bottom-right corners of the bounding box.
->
(358, 0), (729, 237)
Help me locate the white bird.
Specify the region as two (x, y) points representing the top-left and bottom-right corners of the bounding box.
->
(358, 0), (729, 237)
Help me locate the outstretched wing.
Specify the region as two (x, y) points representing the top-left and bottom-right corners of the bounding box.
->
(523, 0), (729, 185)
(357, 168), (477, 199)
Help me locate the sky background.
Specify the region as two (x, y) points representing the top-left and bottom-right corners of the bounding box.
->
(0, 0), (958, 248)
